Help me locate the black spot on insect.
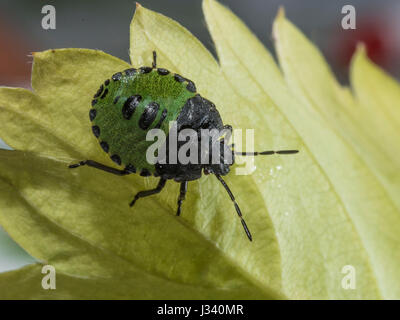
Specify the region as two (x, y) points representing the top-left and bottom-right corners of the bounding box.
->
(122, 95), (142, 120)
(125, 68), (137, 76)
(94, 85), (104, 98)
(100, 88), (109, 99)
(139, 102), (160, 130)
(140, 168), (151, 177)
(92, 125), (100, 138)
(91, 99), (97, 106)
(125, 164), (136, 173)
(186, 80), (196, 93)
(113, 96), (120, 104)
(89, 109), (97, 121)
(140, 67), (152, 74)
(104, 79), (110, 86)
(154, 108), (167, 129)
(157, 68), (169, 75)
(174, 73), (185, 83)
(100, 141), (109, 153)
(111, 154), (121, 165)
(112, 72), (122, 81)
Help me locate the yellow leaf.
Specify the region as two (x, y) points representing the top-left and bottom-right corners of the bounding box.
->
(0, 150), (280, 299)
(273, 8), (400, 298)
(0, 87), (75, 159)
(32, 48), (131, 163)
(349, 46), (400, 209)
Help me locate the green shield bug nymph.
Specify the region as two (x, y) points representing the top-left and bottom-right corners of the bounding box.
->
(69, 51), (299, 241)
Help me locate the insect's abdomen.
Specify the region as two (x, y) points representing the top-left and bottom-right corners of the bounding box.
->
(90, 68), (197, 175)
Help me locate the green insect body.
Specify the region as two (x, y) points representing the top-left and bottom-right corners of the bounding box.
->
(91, 68), (196, 174)
(70, 51), (299, 241)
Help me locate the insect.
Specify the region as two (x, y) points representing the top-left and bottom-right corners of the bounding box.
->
(69, 51), (298, 241)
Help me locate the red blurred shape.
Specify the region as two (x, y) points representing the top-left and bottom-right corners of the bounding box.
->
(0, 14), (32, 86)
(333, 15), (391, 70)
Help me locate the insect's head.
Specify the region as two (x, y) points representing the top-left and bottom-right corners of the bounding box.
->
(203, 124), (234, 176)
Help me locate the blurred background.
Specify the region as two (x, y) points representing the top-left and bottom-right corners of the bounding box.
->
(1, 0), (400, 88)
(0, 0), (399, 272)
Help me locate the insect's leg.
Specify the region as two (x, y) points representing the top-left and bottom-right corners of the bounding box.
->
(176, 181), (188, 216)
(215, 174), (252, 241)
(130, 178), (167, 207)
(152, 51), (157, 69)
(69, 160), (131, 176)
(235, 150), (299, 156)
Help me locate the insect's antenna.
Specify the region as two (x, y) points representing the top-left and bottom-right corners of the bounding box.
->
(215, 174), (252, 241)
(235, 150), (299, 156)
(152, 51), (157, 69)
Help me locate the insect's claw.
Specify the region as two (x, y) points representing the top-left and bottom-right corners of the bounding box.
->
(69, 161), (86, 169)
